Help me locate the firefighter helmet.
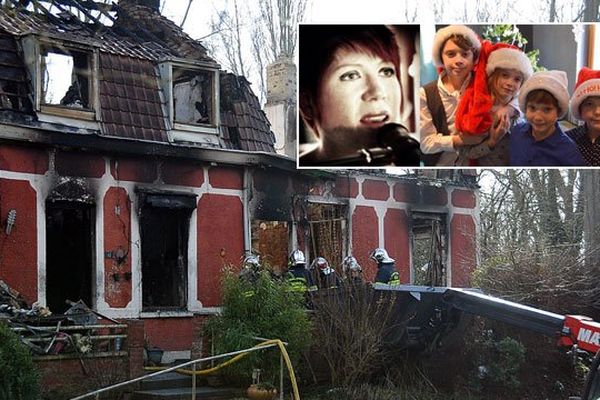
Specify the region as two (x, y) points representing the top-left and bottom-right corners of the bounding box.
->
(242, 254), (260, 271)
(369, 248), (395, 264)
(310, 257), (332, 275)
(288, 250), (306, 268)
(342, 255), (362, 274)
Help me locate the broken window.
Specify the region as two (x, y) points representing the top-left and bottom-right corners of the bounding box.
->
(411, 212), (447, 287)
(46, 201), (95, 314)
(307, 203), (348, 270)
(251, 220), (289, 276)
(173, 68), (214, 125)
(140, 193), (195, 311)
(41, 46), (91, 109)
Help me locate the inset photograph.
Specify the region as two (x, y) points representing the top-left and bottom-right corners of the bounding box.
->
(420, 24), (600, 167)
(298, 24), (420, 167)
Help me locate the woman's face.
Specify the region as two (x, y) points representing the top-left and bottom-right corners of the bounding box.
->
(313, 47), (401, 154)
(492, 68), (524, 103)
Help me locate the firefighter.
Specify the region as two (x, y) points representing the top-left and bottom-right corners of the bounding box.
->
(342, 255), (363, 284)
(370, 248), (400, 285)
(310, 257), (341, 290)
(239, 253), (261, 297)
(286, 250), (317, 292)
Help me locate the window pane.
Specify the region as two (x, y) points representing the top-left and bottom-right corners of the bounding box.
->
(173, 68), (213, 125)
(41, 48), (90, 109)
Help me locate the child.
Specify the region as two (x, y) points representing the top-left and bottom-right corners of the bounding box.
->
(510, 71), (585, 166)
(566, 67), (600, 166)
(420, 25), (486, 166)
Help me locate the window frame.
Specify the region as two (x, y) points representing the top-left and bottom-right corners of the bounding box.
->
(158, 59), (221, 144)
(22, 34), (99, 123)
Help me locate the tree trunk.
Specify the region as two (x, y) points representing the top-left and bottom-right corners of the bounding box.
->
(583, 170), (600, 266)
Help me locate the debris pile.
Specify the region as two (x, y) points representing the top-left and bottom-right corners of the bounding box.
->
(0, 281), (126, 357)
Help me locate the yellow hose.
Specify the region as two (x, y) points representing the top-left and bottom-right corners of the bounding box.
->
(144, 339), (300, 400)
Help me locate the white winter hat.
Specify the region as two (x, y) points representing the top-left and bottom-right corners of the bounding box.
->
(518, 70), (570, 119)
(486, 47), (533, 81)
(432, 25), (481, 68)
(570, 67), (600, 120)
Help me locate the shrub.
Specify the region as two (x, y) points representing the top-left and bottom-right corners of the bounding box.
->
(0, 322), (41, 400)
(306, 281), (402, 387)
(204, 269), (311, 385)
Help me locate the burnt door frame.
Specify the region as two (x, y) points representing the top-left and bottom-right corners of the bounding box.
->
(138, 192), (196, 312)
(409, 210), (448, 287)
(45, 199), (96, 313)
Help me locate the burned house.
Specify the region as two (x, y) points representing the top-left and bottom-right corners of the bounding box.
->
(0, 0), (479, 393)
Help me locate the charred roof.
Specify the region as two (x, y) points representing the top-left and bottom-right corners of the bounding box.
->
(0, 0), (276, 153)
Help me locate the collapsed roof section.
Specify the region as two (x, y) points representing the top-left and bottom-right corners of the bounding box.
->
(0, 0), (276, 153)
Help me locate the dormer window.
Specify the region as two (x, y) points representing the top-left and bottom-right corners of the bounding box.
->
(159, 60), (220, 145)
(173, 68), (214, 126)
(41, 46), (91, 110)
(21, 35), (98, 123)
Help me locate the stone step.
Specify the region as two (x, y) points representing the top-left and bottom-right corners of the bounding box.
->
(132, 386), (244, 400)
(140, 372), (194, 390)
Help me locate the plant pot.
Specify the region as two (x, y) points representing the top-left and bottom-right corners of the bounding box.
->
(246, 384), (277, 400)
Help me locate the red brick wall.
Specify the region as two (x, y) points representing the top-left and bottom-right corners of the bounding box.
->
(335, 176), (358, 198)
(197, 194), (244, 307)
(208, 166), (243, 190)
(393, 183), (417, 203)
(450, 214), (477, 287)
(144, 317), (194, 350)
(162, 161), (204, 187)
(110, 158), (157, 182)
(103, 187), (132, 308)
(36, 319), (144, 396)
(452, 189), (477, 209)
(384, 209), (410, 283)
(0, 144), (48, 174)
(352, 206), (379, 281)
(55, 151), (105, 178)
(0, 179), (37, 303)
(362, 179), (390, 201)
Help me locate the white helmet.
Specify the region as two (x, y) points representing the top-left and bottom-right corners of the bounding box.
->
(342, 256), (362, 274)
(310, 257), (332, 275)
(242, 254), (260, 271)
(369, 248), (395, 264)
(288, 250), (306, 268)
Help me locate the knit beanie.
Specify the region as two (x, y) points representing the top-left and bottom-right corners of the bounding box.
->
(431, 25), (481, 68)
(570, 67), (600, 120)
(518, 70), (569, 119)
(455, 41), (524, 135)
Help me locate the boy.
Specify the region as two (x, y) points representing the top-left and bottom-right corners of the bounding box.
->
(420, 25), (486, 166)
(510, 70), (585, 166)
(567, 67), (600, 166)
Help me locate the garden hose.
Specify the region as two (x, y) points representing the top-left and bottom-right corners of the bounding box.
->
(144, 339), (300, 400)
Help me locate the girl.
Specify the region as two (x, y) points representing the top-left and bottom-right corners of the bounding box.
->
(457, 45), (533, 166)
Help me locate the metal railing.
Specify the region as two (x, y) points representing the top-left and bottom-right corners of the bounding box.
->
(70, 342), (285, 400)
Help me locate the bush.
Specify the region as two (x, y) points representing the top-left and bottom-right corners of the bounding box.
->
(306, 282), (402, 387)
(470, 331), (526, 390)
(0, 322), (41, 400)
(204, 269), (311, 385)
